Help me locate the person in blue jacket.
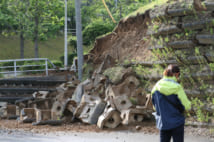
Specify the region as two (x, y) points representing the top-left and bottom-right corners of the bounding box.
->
(151, 64), (191, 142)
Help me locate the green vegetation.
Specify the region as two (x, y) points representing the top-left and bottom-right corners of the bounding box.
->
(124, 0), (169, 20)
(83, 21), (114, 45)
(1, 0), (162, 60)
(0, 35), (66, 60)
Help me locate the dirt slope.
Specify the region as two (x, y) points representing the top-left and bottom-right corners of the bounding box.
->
(89, 11), (152, 66)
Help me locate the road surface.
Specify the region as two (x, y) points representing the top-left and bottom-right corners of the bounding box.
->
(0, 129), (213, 142)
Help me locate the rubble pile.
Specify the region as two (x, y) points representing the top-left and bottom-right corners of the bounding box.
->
(0, 58), (153, 129)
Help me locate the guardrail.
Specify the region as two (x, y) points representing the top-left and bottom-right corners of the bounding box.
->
(0, 58), (56, 77)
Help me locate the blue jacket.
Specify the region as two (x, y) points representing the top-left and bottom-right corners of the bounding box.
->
(151, 76), (191, 130)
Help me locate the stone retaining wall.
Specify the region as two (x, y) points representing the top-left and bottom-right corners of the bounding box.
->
(144, 0), (214, 99)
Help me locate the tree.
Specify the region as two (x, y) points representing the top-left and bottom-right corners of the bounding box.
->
(7, 0), (32, 58)
(27, 0), (64, 58)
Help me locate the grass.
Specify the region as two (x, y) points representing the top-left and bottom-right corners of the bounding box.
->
(0, 35), (67, 60)
(124, 0), (169, 20)
(0, 35), (91, 61)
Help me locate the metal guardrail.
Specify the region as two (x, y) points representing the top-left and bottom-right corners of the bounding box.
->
(0, 58), (56, 77)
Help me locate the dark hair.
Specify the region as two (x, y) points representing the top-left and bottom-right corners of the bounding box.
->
(163, 64), (180, 77)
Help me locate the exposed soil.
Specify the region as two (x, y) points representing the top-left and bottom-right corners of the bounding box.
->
(90, 11), (153, 66)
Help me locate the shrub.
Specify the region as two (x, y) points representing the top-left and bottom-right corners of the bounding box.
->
(68, 35), (77, 51)
(21, 61), (45, 71)
(59, 53), (77, 66)
(50, 60), (63, 68)
(83, 21), (114, 45)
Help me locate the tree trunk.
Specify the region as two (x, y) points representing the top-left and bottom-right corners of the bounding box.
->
(34, 1), (39, 58)
(75, 0), (83, 81)
(34, 15), (39, 58)
(20, 32), (24, 59)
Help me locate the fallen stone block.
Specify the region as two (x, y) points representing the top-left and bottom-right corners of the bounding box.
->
(0, 102), (7, 118)
(35, 109), (52, 122)
(120, 108), (145, 125)
(62, 99), (77, 119)
(113, 95), (133, 112)
(72, 79), (91, 104)
(103, 67), (135, 85)
(196, 34), (214, 45)
(32, 91), (49, 99)
(20, 108), (36, 123)
(28, 98), (52, 110)
(15, 97), (34, 110)
(97, 107), (121, 129)
(6, 105), (18, 119)
(106, 76), (140, 101)
(56, 83), (68, 93)
(93, 74), (106, 87)
(95, 55), (116, 74)
(130, 88), (147, 106)
(51, 101), (64, 120)
(79, 95), (106, 124)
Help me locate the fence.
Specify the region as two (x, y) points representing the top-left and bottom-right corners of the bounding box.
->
(0, 58), (56, 77)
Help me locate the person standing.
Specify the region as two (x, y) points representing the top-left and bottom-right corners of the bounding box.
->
(151, 64), (191, 142)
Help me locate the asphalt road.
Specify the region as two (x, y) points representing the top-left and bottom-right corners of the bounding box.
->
(0, 130), (213, 142)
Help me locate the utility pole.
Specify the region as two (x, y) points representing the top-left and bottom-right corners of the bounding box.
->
(75, 0), (83, 81)
(64, 0), (68, 68)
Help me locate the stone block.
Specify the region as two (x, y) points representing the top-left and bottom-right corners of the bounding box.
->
(72, 79), (90, 104)
(103, 67), (134, 85)
(105, 76), (140, 101)
(120, 108), (146, 125)
(168, 40), (195, 49)
(0, 102), (7, 118)
(183, 19), (214, 30)
(148, 45), (165, 50)
(180, 56), (207, 65)
(189, 72), (214, 81)
(97, 107), (121, 129)
(79, 99), (106, 124)
(205, 53), (214, 62)
(149, 5), (168, 20)
(51, 101), (64, 120)
(35, 109), (52, 122)
(168, 1), (194, 17)
(32, 91), (49, 99)
(56, 83), (68, 93)
(147, 25), (182, 36)
(62, 99), (77, 118)
(95, 55), (116, 74)
(28, 98), (52, 110)
(203, 1), (214, 11)
(6, 105), (17, 118)
(113, 95), (133, 112)
(153, 60), (178, 66)
(196, 34), (214, 45)
(20, 108), (36, 123)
